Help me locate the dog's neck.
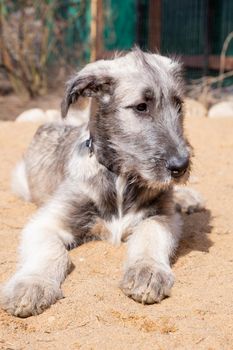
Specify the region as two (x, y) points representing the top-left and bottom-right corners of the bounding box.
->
(82, 133), (173, 216)
(120, 176), (173, 215)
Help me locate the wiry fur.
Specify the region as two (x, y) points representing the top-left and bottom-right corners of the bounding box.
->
(11, 160), (31, 202)
(1, 49), (204, 317)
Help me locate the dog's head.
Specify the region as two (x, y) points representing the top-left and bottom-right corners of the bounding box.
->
(62, 48), (191, 188)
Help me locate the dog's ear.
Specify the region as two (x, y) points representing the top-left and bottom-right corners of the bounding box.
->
(61, 64), (115, 118)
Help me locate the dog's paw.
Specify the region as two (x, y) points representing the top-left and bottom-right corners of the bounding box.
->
(0, 275), (63, 317)
(173, 186), (205, 214)
(120, 260), (174, 304)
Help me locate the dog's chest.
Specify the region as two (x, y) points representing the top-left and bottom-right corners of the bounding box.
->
(104, 177), (144, 244)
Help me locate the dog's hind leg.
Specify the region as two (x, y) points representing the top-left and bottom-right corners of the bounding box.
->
(120, 214), (182, 304)
(0, 191), (75, 317)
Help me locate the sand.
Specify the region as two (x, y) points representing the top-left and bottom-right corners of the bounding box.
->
(0, 116), (233, 350)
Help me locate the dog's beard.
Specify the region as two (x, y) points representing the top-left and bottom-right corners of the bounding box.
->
(136, 166), (191, 191)
(123, 168), (172, 192)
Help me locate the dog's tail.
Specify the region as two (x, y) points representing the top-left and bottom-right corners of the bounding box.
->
(11, 160), (31, 202)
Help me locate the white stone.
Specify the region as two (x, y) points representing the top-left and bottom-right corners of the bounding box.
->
(184, 98), (207, 118)
(15, 108), (46, 123)
(208, 101), (233, 118)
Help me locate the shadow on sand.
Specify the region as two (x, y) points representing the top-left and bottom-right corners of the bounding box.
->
(175, 209), (213, 260)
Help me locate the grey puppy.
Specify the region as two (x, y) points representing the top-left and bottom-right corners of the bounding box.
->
(1, 48), (204, 317)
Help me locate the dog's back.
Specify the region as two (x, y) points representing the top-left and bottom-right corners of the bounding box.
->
(12, 123), (85, 205)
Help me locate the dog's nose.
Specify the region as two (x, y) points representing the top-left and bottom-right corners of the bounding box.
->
(167, 156), (189, 178)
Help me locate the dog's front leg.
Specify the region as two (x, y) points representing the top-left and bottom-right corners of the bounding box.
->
(120, 214), (182, 304)
(0, 196), (75, 317)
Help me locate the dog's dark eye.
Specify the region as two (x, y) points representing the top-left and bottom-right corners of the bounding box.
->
(136, 103), (148, 112)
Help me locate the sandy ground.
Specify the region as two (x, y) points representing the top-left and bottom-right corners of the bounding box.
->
(0, 116), (233, 350)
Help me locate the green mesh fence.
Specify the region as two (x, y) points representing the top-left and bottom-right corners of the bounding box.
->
(102, 0), (233, 57)
(56, 0), (91, 64)
(161, 0), (206, 56)
(2, 1), (233, 75)
(103, 0), (137, 50)
(101, 0), (233, 82)
(211, 0), (233, 55)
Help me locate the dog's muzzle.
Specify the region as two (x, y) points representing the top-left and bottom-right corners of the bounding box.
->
(166, 156), (189, 178)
